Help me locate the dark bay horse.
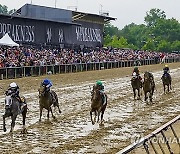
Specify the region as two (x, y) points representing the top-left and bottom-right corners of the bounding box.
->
(131, 76), (142, 100)
(143, 72), (155, 102)
(3, 95), (27, 133)
(161, 74), (172, 93)
(90, 86), (107, 125)
(38, 84), (61, 122)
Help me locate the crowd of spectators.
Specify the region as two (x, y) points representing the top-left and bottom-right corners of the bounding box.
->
(0, 46), (179, 68)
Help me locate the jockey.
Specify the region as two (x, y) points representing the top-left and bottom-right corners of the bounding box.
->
(132, 67), (143, 87)
(42, 79), (56, 106)
(163, 64), (171, 80)
(42, 79), (52, 92)
(163, 64), (170, 74)
(95, 80), (106, 106)
(132, 66), (142, 80)
(5, 82), (26, 111)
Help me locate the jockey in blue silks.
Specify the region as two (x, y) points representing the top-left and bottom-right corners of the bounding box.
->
(42, 79), (57, 106)
(42, 79), (52, 92)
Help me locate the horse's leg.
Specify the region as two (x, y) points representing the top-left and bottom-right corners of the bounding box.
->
(137, 89), (140, 100)
(47, 109), (50, 120)
(22, 107), (27, 133)
(170, 80), (172, 90)
(56, 104), (61, 114)
(90, 110), (94, 125)
(39, 107), (43, 122)
(100, 109), (105, 124)
(144, 92), (147, 101)
(10, 114), (17, 133)
(163, 84), (166, 94)
(97, 110), (101, 123)
(133, 88), (136, 100)
(3, 114), (7, 132)
(167, 85), (170, 92)
(55, 96), (61, 114)
(94, 111), (97, 123)
(150, 91), (153, 102)
(50, 106), (56, 119)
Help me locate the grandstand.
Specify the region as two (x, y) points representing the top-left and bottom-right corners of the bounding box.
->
(0, 4), (116, 48)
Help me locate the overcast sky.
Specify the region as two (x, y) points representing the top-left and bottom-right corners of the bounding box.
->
(0, 0), (180, 29)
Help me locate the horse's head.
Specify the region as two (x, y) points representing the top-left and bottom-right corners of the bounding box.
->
(92, 85), (101, 100)
(144, 71), (150, 81)
(38, 83), (46, 97)
(5, 95), (13, 109)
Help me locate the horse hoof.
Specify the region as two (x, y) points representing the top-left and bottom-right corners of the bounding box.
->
(3, 128), (7, 132)
(99, 122), (104, 127)
(21, 128), (27, 134)
(59, 110), (61, 114)
(53, 116), (56, 119)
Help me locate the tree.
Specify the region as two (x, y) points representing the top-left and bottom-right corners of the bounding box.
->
(157, 40), (171, 52)
(0, 4), (16, 15)
(104, 23), (120, 37)
(144, 8), (166, 27)
(103, 34), (112, 47)
(0, 4), (8, 14)
(151, 18), (180, 42)
(171, 41), (180, 51)
(120, 23), (150, 49)
(142, 38), (155, 51)
(9, 9), (16, 15)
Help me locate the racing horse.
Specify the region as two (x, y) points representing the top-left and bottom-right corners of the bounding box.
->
(3, 95), (27, 133)
(143, 71), (155, 102)
(161, 73), (172, 93)
(38, 83), (61, 121)
(90, 85), (107, 125)
(131, 75), (142, 100)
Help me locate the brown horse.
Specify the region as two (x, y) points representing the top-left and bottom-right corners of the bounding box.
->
(143, 72), (155, 102)
(38, 83), (61, 122)
(90, 85), (107, 125)
(131, 76), (142, 100)
(3, 95), (27, 133)
(161, 74), (172, 93)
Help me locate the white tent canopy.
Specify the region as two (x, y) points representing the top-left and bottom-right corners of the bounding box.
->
(0, 33), (19, 47)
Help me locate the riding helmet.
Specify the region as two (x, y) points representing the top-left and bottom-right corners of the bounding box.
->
(43, 79), (50, 85)
(96, 80), (102, 86)
(10, 82), (17, 88)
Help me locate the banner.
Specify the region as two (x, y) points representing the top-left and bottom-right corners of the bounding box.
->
(0, 15), (103, 47)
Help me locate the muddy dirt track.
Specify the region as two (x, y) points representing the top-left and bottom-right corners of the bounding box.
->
(0, 62), (179, 154)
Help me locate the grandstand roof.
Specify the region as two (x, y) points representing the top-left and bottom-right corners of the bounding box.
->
(13, 4), (116, 24)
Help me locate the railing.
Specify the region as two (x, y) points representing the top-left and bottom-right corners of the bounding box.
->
(118, 115), (180, 154)
(0, 57), (179, 80)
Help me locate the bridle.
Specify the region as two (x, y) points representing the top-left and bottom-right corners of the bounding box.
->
(38, 85), (47, 97)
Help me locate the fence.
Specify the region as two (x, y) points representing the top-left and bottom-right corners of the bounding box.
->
(118, 115), (180, 154)
(0, 57), (179, 80)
